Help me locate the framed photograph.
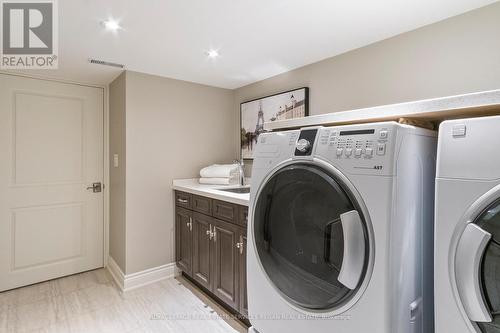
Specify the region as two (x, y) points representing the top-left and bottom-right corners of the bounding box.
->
(240, 87), (309, 160)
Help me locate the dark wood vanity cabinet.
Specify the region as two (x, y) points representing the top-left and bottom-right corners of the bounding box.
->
(175, 191), (248, 317)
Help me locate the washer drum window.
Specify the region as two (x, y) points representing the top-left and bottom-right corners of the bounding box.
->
(253, 163), (371, 311)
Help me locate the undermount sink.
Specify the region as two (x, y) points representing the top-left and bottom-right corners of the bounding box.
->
(217, 187), (250, 194)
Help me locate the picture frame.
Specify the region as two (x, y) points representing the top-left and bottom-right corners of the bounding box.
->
(240, 87), (309, 160)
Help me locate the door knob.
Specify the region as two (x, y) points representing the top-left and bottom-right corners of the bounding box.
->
(86, 182), (102, 193)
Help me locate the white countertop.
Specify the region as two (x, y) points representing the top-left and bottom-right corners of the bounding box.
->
(172, 178), (250, 206)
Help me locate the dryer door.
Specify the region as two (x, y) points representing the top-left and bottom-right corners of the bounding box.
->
(456, 199), (500, 332)
(253, 163), (371, 311)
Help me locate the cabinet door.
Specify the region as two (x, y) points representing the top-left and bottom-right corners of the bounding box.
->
(238, 229), (248, 317)
(192, 212), (213, 290)
(175, 207), (192, 275)
(212, 219), (239, 309)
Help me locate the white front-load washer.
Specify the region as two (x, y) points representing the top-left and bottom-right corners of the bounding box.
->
(435, 115), (500, 333)
(247, 122), (436, 333)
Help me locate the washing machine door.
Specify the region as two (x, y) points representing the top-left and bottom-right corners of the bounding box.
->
(253, 162), (370, 311)
(455, 198), (500, 332)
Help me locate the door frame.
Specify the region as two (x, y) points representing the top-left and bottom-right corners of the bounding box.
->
(0, 70), (111, 268)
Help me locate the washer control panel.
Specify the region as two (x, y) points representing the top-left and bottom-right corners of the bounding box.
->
(319, 128), (390, 157)
(315, 124), (395, 175)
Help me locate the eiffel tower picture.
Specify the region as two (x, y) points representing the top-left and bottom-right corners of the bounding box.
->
(254, 100), (265, 135)
(241, 87), (309, 159)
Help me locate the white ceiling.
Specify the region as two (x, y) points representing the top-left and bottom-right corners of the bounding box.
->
(11, 0), (498, 88)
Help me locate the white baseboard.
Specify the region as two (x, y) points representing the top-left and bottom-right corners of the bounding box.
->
(107, 256), (176, 292)
(107, 256), (125, 290)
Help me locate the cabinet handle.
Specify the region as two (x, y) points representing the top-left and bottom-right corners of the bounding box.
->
(206, 225), (214, 240)
(186, 217), (192, 232)
(236, 242), (243, 254)
(178, 198), (188, 204)
(206, 225), (213, 240)
(236, 235), (244, 254)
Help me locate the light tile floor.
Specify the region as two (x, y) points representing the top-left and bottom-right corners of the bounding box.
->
(0, 269), (248, 333)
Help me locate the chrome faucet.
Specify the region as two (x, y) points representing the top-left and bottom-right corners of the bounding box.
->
(233, 159), (245, 186)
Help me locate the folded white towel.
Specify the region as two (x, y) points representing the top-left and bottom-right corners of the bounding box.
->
(200, 164), (239, 179)
(199, 177), (238, 185)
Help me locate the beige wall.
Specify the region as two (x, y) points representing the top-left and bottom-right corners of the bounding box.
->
(109, 71), (236, 274)
(234, 2), (500, 175)
(109, 72), (127, 271)
(110, 3), (500, 273)
(234, 2), (500, 148)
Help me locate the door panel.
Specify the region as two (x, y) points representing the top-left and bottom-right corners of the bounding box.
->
(192, 212), (213, 290)
(0, 74), (104, 291)
(175, 207), (192, 275)
(13, 93), (84, 184)
(12, 203), (85, 269)
(213, 219), (239, 309)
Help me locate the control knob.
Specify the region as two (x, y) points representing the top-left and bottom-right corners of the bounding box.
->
(296, 139), (311, 153)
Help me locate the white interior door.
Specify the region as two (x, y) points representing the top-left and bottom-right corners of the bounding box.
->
(0, 74), (104, 292)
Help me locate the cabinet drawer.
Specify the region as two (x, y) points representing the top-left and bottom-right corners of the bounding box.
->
(238, 206), (248, 227)
(193, 195), (212, 215)
(175, 191), (192, 209)
(212, 200), (237, 223)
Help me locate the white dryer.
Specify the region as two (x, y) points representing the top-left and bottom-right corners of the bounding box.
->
(435, 115), (500, 333)
(247, 122), (436, 333)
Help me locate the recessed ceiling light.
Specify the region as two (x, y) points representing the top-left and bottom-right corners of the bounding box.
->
(206, 49), (219, 59)
(102, 18), (121, 32)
